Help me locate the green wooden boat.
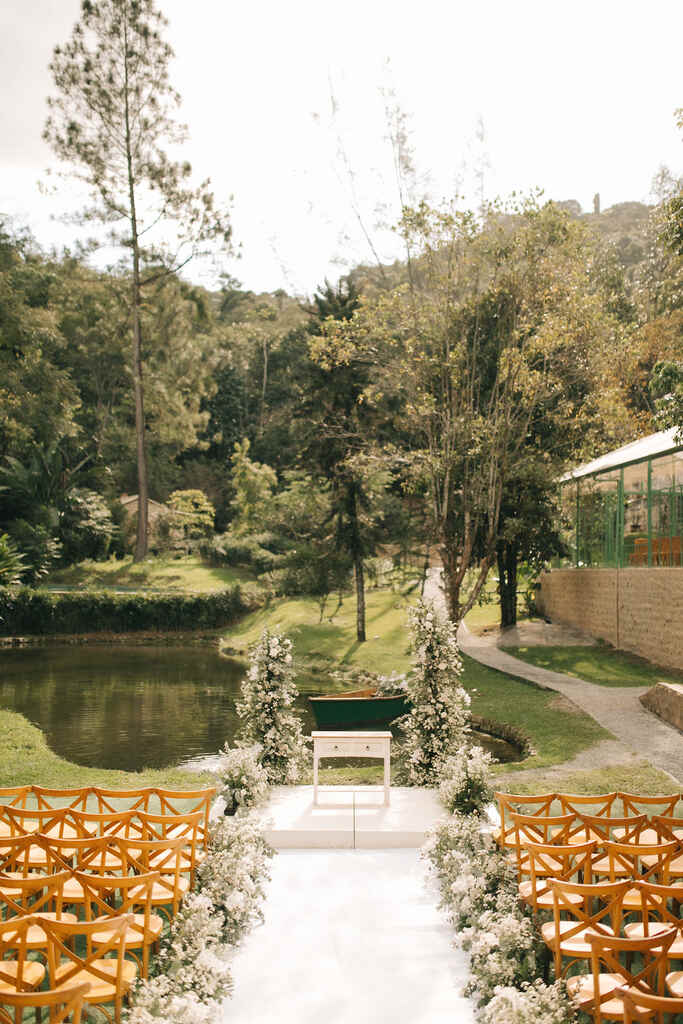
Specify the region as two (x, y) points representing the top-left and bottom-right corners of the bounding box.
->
(309, 688), (409, 729)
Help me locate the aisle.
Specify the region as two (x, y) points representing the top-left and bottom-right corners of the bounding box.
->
(224, 849), (474, 1024)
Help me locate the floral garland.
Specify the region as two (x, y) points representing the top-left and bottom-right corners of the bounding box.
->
(125, 813), (274, 1023)
(401, 601), (469, 786)
(216, 743), (270, 814)
(422, 754), (579, 1022)
(236, 629), (308, 784)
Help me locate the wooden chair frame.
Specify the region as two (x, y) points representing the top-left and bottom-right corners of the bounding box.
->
(32, 786), (94, 813)
(546, 879), (630, 979)
(617, 985), (683, 1024)
(517, 838), (596, 914)
(493, 791), (557, 849)
(40, 913), (136, 1024)
(558, 792), (619, 819)
(619, 794), (681, 820)
(0, 982), (91, 1024)
(579, 927), (678, 1024)
(136, 809), (204, 885)
(76, 870), (161, 978)
(0, 915), (45, 1003)
(114, 837), (188, 923)
(152, 788), (216, 852)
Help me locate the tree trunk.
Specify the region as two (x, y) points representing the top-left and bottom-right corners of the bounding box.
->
(440, 543), (463, 624)
(497, 540), (518, 628)
(354, 554), (366, 642)
(124, 12), (149, 563)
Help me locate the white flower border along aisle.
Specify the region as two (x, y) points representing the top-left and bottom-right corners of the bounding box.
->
(125, 813), (274, 1024)
(422, 753), (581, 1024)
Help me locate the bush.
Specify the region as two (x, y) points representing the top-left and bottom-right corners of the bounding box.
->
(439, 745), (495, 816)
(200, 531), (282, 573)
(216, 743), (269, 815)
(59, 488), (115, 563)
(0, 585), (254, 635)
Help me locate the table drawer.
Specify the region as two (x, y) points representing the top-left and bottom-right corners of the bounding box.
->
(315, 738), (387, 757)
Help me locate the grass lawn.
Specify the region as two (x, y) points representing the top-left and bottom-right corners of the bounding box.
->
(0, 709), (214, 790)
(225, 584), (420, 675)
(506, 644), (683, 688)
(494, 761), (679, 798)
(46, 555), (254, 593)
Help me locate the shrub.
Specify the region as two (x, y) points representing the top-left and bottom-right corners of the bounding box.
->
(59, 488), (115, 563)
(0, 585), (254, 635)
(236, 629), (308, 784)
(216, 743), (269, 815)
(200, 531), (281, 573)
(463, 905), (540, 1006)
(439, 745), (495, 815)
(480, 980), (580, 1024)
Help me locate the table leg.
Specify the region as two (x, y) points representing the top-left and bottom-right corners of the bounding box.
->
(384, 751), (390, 806)
(313, 750), (319, 806)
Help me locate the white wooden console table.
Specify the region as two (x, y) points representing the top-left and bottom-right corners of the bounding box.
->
(312, 731), (392, 806)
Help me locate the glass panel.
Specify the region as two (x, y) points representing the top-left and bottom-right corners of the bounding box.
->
(623, 459), (648, 566)
(650, 453), (683, 566)
(577, 474), (619, 567)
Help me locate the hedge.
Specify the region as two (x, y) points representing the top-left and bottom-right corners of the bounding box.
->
(0, 585), (255, 636)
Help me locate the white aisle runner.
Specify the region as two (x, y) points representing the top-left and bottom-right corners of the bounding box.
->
(222, 848), (474, 1024)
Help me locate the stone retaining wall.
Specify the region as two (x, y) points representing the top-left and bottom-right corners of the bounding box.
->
(538, 568), (683, 672)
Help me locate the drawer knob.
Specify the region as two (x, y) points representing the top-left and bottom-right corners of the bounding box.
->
(365, 745), (370, 750)
(333, 745), (338, 750)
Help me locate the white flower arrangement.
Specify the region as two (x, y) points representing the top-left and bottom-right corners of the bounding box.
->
(400, 601), (469, 786)
(480, 980), (580, 1024)
(236, 629), (308, 784)
(216, 743), (269, 814)
(438, 745), (495, 816)
(463, 905), (540, 1006)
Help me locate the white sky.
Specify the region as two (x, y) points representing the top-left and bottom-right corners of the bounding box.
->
(1, 0), (682, 296)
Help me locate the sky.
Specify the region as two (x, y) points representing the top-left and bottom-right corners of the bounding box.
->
(1, 0), (682, 296)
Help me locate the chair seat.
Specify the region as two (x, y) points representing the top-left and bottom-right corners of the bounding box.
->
(131, 877), (190, 903)
(613, 827), (658, 844)
(25, 912), (79, 948)
(667, 972), (683, 997)
(0, 960), (46, 991)
(566, 971), (627, 1011)
(92, 913), (164, 947)
(541, 920), (615, 956)
(519, 882), (583, 908)
(54, 959), (137, 1001)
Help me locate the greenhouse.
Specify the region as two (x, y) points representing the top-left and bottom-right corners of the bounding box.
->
(558, 427), (683, 569)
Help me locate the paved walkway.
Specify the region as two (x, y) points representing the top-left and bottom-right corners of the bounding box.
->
(423, 570), (682, 784)
(223, 849), (473, 1024)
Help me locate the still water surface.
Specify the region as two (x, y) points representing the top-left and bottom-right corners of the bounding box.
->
(0, 645), (522, 771)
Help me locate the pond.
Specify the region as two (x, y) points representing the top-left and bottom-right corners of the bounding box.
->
(0, 645), (524, 771)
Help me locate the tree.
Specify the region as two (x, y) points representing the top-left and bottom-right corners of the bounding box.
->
(229, 439), (277, 535)
(45, 0), (232, 561)
(650, 359), (683, 439)
(318, 199), (617, 623)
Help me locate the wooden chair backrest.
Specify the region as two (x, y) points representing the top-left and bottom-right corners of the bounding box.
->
(575, 812), (648, 845)
(39, 833), (122, 874)
(151, 788), (216, 849)
(549, 879), (630, 956)
(0, 869), (70, 919)
(510, 811), (576, 849)
(114, 837), (186, 916)
(0, 788), (32, 810)
(630, 879), (683, 934)
(76, 870), (159, 975)
(66, 807), (142, 839)
(40, 913), (135, 993)
(92, 787), (153, 815)
(619, 793), (681, 819)
(520, 839), (596, 903)
(0, 835), (36, 876)
(32, 785), (93, 812)
(0, 805), (70, 837)
(494, 791), (556, 845)
(557, 792), (618, 818)
(651, 814), (683, 843)
(618, 986), (683, 1024)
(587, 928), (677, 1022)
(601, 839), (678, 884)
(0, 983), (91, 1024)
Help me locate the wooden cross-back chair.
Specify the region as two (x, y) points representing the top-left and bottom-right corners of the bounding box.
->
(76, 871), (162, 979)
(576, 814), (648, 853)
(667, 971), (683, 999)
(509, 811), (577, 871)
(544, 879), (629, 980)
(41, 914), (137, 1024)
(558, 792), (619, 821)
(0, 791), (32, 839)
(114, 837), (189, 923)
(136, 809), (204, 885)
(622, 880), (683, 968)
(493, 791), (557, 850)
(32, 786), (94, 814)
(566, 927), (677, 1024)
(596, 840), (678, 898)
(651, 815), (683, 844)
(65, 808), (143, 842)
(0, 808), (79, 872)
(517, 838), (597, 914)
(619, 794), (682, 836)
(92, 788), (153, 816)
(0, 915), (46, 1007)
(0, 982), (91, 1024)
(40, 835), (127, 905)
(618, 985), (683, 1024)
(151, 788), (216, 852)
(0, 870), (78, 953)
